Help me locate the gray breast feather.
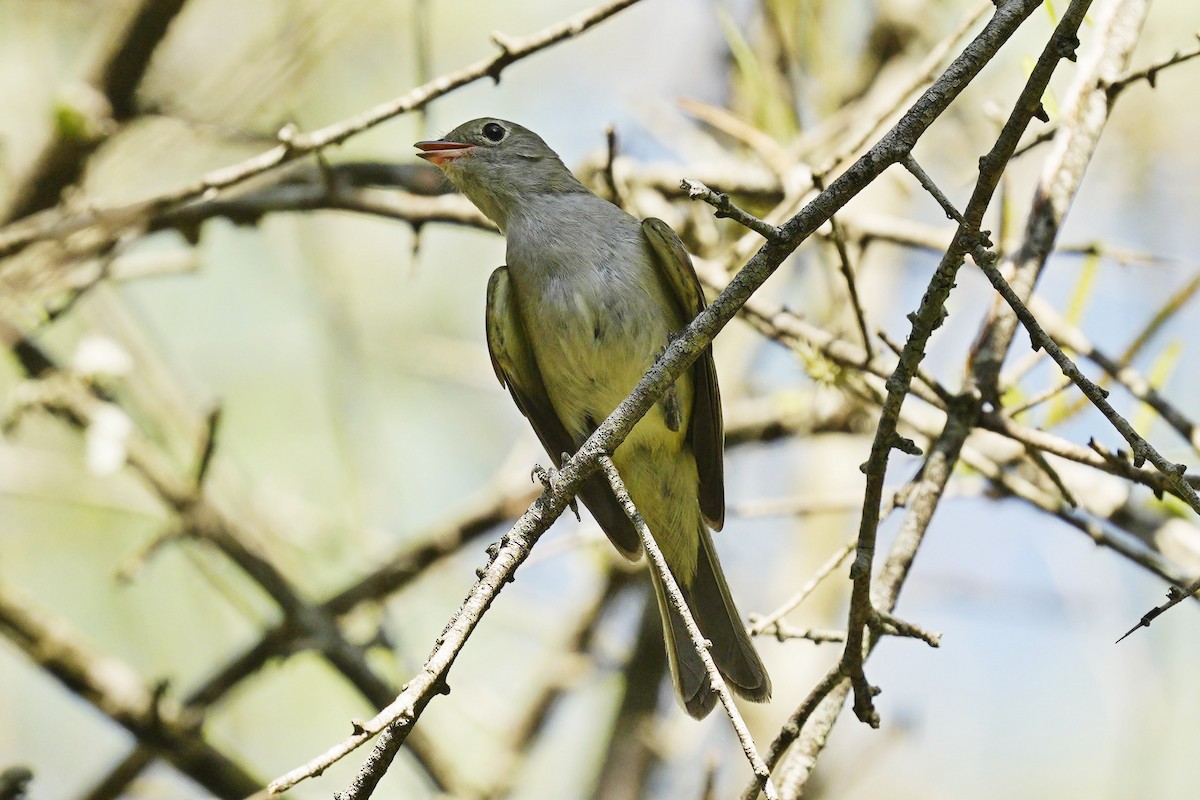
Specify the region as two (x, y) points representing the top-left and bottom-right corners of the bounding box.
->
(504, 193), (677, 441)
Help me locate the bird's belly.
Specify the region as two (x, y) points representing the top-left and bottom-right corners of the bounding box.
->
(529, 289), (686, 449)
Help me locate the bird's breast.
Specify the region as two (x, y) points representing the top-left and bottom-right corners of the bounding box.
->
(510, 272), (674, 442)
(504, 194), (690, 444)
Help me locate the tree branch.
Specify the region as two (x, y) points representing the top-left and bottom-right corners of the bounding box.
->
(842, 0), (1087, 728)
(598, 456), (777, 799)
(3, 0), (191, 221)
(0, 579), (262, 799)
(0, 0), (647, 260)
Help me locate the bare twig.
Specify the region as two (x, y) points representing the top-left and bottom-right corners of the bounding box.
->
(1103, 30), (1200, 98)
(0, 580), (262, 799)
(602, 123), (622, 205)
(3, 0), (191, 221)
(598, 456), (777, 800)
(0, 0), (647, 259)
(1116, 573), (1200, 642)
(811, 169), (875, 361)
(842, 0), (1090, 729)
(749, 540), (854, 636)
(900, 154), (966, 225)
(681, 178), (782, 241)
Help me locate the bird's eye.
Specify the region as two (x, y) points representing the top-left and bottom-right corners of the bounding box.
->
(482, 122), (506, 142)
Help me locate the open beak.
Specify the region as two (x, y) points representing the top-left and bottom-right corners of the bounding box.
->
(415, 139), (475, 167)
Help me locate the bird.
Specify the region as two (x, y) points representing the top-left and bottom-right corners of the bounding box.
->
(416, 118), (769, 718)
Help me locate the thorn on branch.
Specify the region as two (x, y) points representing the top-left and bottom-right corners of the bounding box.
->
(888, 434), (923, 457)
(1057, 33), (1081, 62)
(1117, 576), (1200, 643)
(150, 678), (172, 729)
(848, 670), (881, 728)
(973, 229), (995, 252)
(1131, 444), (1148, 469)
(487, 31), (519, 82)
(490, 31), (518, 52)
(192, 405), (221, 489)
(277, 123), (300, 152)
(872, 610), (941, 647)
(679, 178), (781, 240)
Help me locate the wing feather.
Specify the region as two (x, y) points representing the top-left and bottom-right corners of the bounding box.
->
(486, 267), (640, 555)
(640, 219), (726, 530)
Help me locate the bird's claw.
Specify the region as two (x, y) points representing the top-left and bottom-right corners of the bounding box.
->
(654, 340), (683, 432)
(661, 384), (682, 431)
(531, 463), (553, 488)
(531, 461), (581, 520)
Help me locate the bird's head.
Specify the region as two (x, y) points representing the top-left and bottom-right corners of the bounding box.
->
(416, 118), (587, 229)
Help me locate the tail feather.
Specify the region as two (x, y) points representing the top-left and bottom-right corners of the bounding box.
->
(650, 527), (771, 718)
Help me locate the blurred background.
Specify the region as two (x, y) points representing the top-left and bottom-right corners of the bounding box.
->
(2, 0), (1200, 798)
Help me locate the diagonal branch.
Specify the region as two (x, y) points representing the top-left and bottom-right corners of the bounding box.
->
(597, 456), (777, 799)
(268, 478), (571, 794)
(0, 579), (262, 799)
(842, 0), (1092, 729)
(3, 0), (192, 222)
(0, 0), (646, 260)
(269, 0), (1072, 791)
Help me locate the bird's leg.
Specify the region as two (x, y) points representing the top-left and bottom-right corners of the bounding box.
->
(655, 339), (683, 432)
(531, 458), (581, 520)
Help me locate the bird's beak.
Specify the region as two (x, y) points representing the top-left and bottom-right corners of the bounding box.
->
(415, 139), (475, 167)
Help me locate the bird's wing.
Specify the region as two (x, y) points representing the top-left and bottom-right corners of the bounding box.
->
(641, 218), (726, 530)
(486, 266), (640, 555)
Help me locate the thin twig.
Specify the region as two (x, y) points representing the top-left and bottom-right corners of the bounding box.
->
(597, 456), (777, 800)
(900, 154), (966, 225)
(602, 123), (622, 205)
(843, 0), (1090, 728)
(749, 540), (854, 636)
(681, 178), (782, 241)
(1116, 573), (1200, 642)
(0, 0), (648, 259)
(1103, 31), (1200, 97)
(811, 170), (875, 361)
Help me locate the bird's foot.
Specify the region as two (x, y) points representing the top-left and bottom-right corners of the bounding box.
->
(652, 342), (683, 432)
(531, 461), (581, 520)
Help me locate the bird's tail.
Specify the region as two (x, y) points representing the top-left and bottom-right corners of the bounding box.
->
(649, 525), (771, 718)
